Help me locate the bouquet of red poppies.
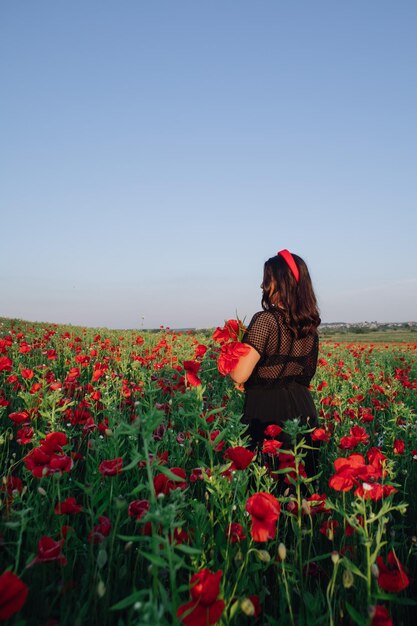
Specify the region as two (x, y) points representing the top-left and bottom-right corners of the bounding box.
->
(212, 318), (250, 376)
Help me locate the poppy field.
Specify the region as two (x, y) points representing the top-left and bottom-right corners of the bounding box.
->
(1, 318), (417, 626)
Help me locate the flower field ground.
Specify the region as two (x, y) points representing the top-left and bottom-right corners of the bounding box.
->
(1, 318), (417, 626)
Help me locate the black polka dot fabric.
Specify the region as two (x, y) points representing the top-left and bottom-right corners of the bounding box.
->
(242, 310), (318, 388)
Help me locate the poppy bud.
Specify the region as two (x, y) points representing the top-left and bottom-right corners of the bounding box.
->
(234, 550), (243, 563)
(301, 499), (311, 516)
(240, 598), (255, 616)
(255, 549), (271, 563)
(331, 551), (339, 565)
(343, 569), (354, 588)
(278, 543), (287, 561)
(97, 581), (106, 597)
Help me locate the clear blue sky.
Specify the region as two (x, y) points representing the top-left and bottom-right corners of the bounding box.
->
(1, 1), (416, 328)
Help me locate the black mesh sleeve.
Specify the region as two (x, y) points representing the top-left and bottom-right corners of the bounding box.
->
(243, 312), (273, 357)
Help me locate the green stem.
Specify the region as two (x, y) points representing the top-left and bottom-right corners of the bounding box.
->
(325, 560), (339, 626)
(281, 562), (295, 626)
(363, 502), (372, 603)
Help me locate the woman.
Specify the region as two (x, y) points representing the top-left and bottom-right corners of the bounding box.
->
(229, 250), (321, 476)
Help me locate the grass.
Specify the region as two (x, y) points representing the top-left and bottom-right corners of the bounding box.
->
(319, 328), (417, 344)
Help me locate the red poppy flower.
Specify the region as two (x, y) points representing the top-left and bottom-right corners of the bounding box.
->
(225, 523), (246, 543)
(0, 336), (12, 352)
(0, 356), (13, 372)
(190, 467), (206, 482)
(339, 425), (369, 450)
(23, 448), (52, 478)
(278, 452), (307, 484)
(328, 454), (366, 492)
(245, 492), (281, 542)
(264, 424), (282, 438)
(98, 457), (123, 476)
(183, 361), (202, 387)
(177, 568), (225, 626)
(371, 605), (393, 626)
(195, 344), (207, 358)
(223, 446), (255, 470)
(393, 439), (405, 455)
(262, 439), (283, 456)
(1, 476), (24, 496)
(34, 536), (67, 565)
(92, 367), (106, 382)
(48, 453), (73, 474)
(88, 515), (112, 544)
(358, 406), (374, 423)
(16, 426), (34, 444)
(153, 468), (187, 496)
(68, 407), (92, 426)
(0, 570), (29, 620)
(210, 430), (225, 452)
(21, 368), (34, 379)
(304, 493), (331, 515)
(8, 410), (31, 425)
(376, 550), (409, 592)
(366, 447), (387, 479)
(319, 519), (339, 540)
(54, 497), (83, 515)
(212, 320), (240, 343)
(311, 428), (331, 442)
(170, 527), (191, 545)
(0, 393), (10, 408)
(353, 482), (397, 501)
(217, 342), (250, 376)
(128, 499), (150, 520)
(40, 432), (68, 454)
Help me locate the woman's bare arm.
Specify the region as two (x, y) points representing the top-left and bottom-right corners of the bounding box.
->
(229, 345), (260, 384)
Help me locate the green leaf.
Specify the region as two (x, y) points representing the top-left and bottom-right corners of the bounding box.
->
(346, 602), (367, 626)
(97, 548), (108, 569)
(155, 465), (187, 482)
(110, 590), (144, 611)
(174, 544), (202, 556)
(204, 407), (225, 417)
(305, 552), (333, 564)
(138, 550), (168, 568)
(117, 533), (150, 543)
(210, 430), (227, 447)
(122, 455), (142, 472)
(3, 521), (23, 529)
(375, 592), (417, 606)
(342, 557), (368, 581)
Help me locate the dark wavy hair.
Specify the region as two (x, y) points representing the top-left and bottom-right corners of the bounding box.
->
(261, 253), (321, 337)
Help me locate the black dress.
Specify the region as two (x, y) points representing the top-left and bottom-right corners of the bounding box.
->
(242, 309), (319, 456)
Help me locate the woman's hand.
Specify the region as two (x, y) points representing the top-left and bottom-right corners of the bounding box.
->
(234, 382), (245, 392)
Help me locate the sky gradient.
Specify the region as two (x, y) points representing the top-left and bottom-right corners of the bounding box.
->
(1, 1), (416, 329)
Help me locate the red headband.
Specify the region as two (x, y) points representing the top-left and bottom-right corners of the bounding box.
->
(277, 249), (299, 282)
